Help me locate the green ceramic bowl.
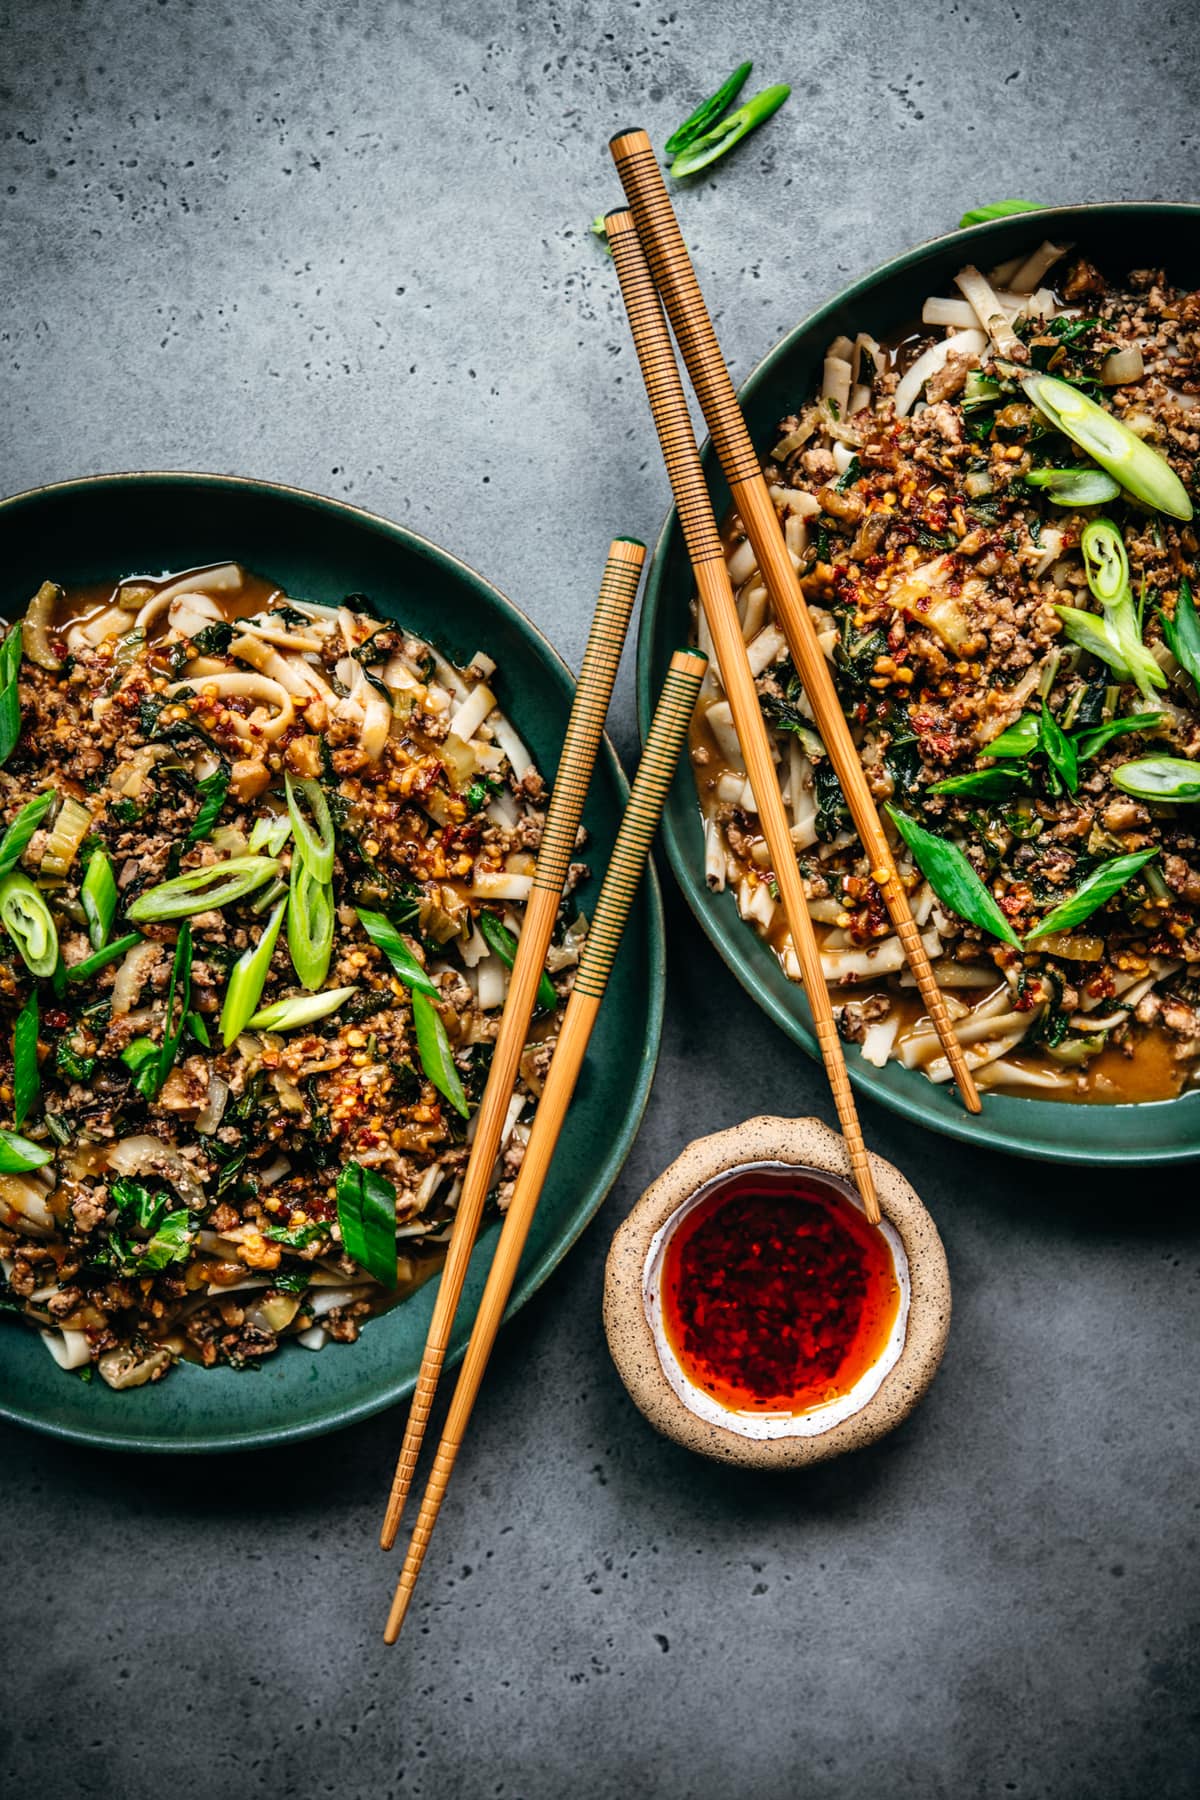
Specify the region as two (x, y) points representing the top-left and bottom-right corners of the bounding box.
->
(638, 204), (1200, 1166)
(0, 472), (665, 1450)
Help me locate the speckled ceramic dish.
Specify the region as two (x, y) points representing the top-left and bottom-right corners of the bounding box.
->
(637, 204), (1200, 1165)
(0, 471), (665, 1453)
(604, 1116), (950, 1468)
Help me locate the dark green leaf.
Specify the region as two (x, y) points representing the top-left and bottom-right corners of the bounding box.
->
(669, 84), (790, 179)
(262, 1220), (329, 1250)
(928, 766), (1028, 800)
(983, 713), (1042, 760)
(121, 1037), (162, 1101)
(0, 1127), (52, 1172)
(12, 990), (39, 1128)
(1160, 577), (1200, 698)
(55, 1038), (95, 1084)
(477, 911), (557, 1012)
(1040, 703), (1078, 795)
(185, 765), (231, 846)
(1024, 850), (1159, 942)
(1074, 711), (1163, 761)
(886, 805), (1023, 948)
(189, 621), (234, 655)
(412, 990), (470, 1118)
(335, 1160), (398, 1286)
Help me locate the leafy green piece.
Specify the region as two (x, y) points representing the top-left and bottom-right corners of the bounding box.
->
(189, 621), (234, 656)
(121, 1036), (162, 1101)
(665, 59), (753, 155)
(927, 766), (1028, 800)
(1024, 850), (1159, 941)
(1022, 374), (1193, 520)
(287, 857), (334, 992)
(589, 215), (611, 254)
(157, 923), (193, 1089)
(354, 907), (439, 998)
(104, 1177), (193, 1272)
(0, 1127), (52, 1172)
(1111, 756), (1200, 803)
(0, 873), (58, 977)
(285, 775), (336, 883)
(1040, 703), (1078, 795)
(958, 200), (1041, 227)
(13, 990), (39, 1128)
(247, 986), (357, 1033)
(1024, 466), (1120, 507)
(1074, 711), (1163, 761)
(55, 1038), (95, 1083)
(81, 848), (117, 950)
(263, 1220), (329, 1250)
(185, 765), (231, 846)
(0, 792), (54, 878)
(984, 713), (1041, 759)
(0, 624), (24, 766)
(886, 805), (1022, 948)
(669, 84), (790, 179)
(336, 1160), (398, 1286)
(411, 989), (470, 1118)
(127, 855), (281, 922)
(477, 911), (556, 1012)
(221, 899), (286, 1046)
(187, 1010), (211, 1048)
(66, 931), (142, 983)
(1160, 577), (1200, 698)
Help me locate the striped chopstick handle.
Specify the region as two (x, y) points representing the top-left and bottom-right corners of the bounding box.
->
(573, 648), (706, 1000)
(609, 130), (761, 489)
(533, 537), (645, 893)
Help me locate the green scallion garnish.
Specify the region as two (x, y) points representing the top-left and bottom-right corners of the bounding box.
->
(1023, 374), (1194, 520)
(1024, 467), (1121, 507)
(1111, 756), (1200, 803)
(958, 199), (1041, 228)
(412, 989), (470, 1118)
(285, 775), (336, 884)
(665, 59), (753, 156)
(126, 855), (281, 923)
(0, 791), (54, 878)
(335, 1160), (398, 1286)
(287, 856), (334, 992)
(354, 907), (439, 998)
(1024, 850), (1159, 941)
(886, 805), (1022, 949)
(65, 931), (142, 982)
(247, 986), (357, 1033)
(0, 872), (59, 978)
(81, 848), (118, 950)
(158, 923), (193, 1088)
(185, 764), (231, 846)
(220, 899), (286, 1046)
(12, 990), (39, 1128)
(669, 83), (791, 179)
(0, 625), (24, 767)
(249, 812), (292, 856)
(0, 1126), (52, 1172)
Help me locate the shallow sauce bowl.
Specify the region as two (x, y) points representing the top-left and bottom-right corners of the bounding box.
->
(0, 472), (665, 1450)
(637, 205), (1200, 1165)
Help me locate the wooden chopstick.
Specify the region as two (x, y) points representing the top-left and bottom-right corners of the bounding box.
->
(609, 131), (981, 1115)
(606, 210), (880, 1221)
(383, 647), (707, 1642)
(379, 537), (645, 1551)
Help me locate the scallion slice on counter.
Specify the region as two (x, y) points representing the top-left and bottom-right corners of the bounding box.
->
(411, 989), (470, 1118)
(0, 1126), (52, 1173)
(336, 1159), (398, 1286)
(184, 765), (231, 846)
(1024, 466), (1121, 507)
(0, 791), (54, 878)
(287, 856), (334, 992)
(1022, 374), (1194, 520)
(249, 811), (292, 856)
(0, 872), (59, 977)
(669, 83), (791, 179)
(958, 199), (1041, 227)
(1024, 850), (1159, 942)
(1160, 577), (1200, 698)
(665, 59), (753, 155)
(13, 990), (39, 1128)
(285, 775), (336, 883)
(0, 624), (23, 767)
(221, 899), (286, 1045)
(477, 910), (556, 1011)
(886, 804), (1023, 949)
(158, 923), (193, 1087)
(247, 985), (357, 1033)
(81, 848), (117, 950)
(126, 855), (281, 922)
(354, 906), (439, 998)
(1111, 756), (1200, 803)
(65, 931), (142, 982)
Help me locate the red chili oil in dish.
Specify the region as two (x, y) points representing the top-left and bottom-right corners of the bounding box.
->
(660, 1162), (900, 1414)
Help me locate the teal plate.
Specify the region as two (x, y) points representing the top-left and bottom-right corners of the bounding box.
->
(0, 472), (665, 1450)
(639, 204), (1200, 1166)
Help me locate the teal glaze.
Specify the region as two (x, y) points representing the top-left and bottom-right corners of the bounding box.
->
(0, 473), (665, 1449)
(637, 205), (1200, 1166)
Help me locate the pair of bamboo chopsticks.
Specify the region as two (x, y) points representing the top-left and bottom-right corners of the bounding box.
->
(607, 131), (980, 1124)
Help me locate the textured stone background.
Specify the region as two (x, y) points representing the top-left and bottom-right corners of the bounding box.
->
(2, 2), (1199, 1796)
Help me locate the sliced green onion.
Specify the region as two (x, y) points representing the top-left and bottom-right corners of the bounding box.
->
(288, 857), (334, 991)
(1040, 703), (1078, 795)
(928, 766), (1028, 800)
(249, 812), (292, 856)
(354, 906), (439, 998)
(1074, 712), (1163, 761)
(886, 805), (1022, 949)
(665, 59), (753, 155)
(250, 876), (288, 915)
(247, 986), (357, 1033)
(411, 989), (470, 1118)
(82, 849), (117, 950)
(984, 713), (1042, 759)
(186, 1010), (212, 1048)
(0, 1126), (52, 1172)
(221, 899), (286, 1045)
(0, 624), (23, 767)
(0, 872), (59, 978)
(185, 765), (231, 846)
(66, 931), (142, 982)
(669, 84), (791, 179)
(127, 855), (281, 922)
(285, 775), (335, 883)
(0, 792), (54, 878)
(121, 1036), (162, 1100)
(1024, 850), (1159, 942)
(1022, 374), (1194, 520)
(40, 795), (92, 878)
(1160, 577), (1200, 699)
(1055, 605), (1134, 681)
(158, 923), (193, 1086)
(477, 910), (556, 1011)
(1025, 467), (1121, 507)
(589, 214), (611, 255)
(335, 1160), (398, 1286)
(13, 990), (39, 1128)
(1111, 756), (1200, 803)
(1081, 519), (1129, 605)
(958, 199), (1041, 227)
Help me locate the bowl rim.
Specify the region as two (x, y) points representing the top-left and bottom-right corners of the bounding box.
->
(0, 468), (667, 1450)
(637, 204), (1200, 1166)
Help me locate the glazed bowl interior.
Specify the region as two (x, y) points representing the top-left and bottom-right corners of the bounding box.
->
(637, 204), (1200, 1166)
(0, 472), (665, 1450)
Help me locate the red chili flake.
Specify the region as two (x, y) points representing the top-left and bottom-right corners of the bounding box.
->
(44, 1009), (70, 1031)
(660, 1166), (900, 1415)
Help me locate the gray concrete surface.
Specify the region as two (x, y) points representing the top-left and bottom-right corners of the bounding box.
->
(2, 2), (1199, 1795)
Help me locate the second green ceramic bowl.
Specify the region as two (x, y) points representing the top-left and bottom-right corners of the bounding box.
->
(638, 204), (1200, 1165)
(0, 472), (665, 1449)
